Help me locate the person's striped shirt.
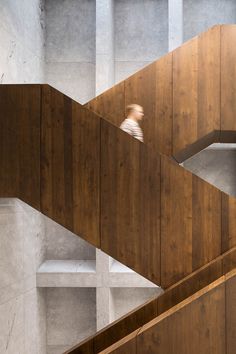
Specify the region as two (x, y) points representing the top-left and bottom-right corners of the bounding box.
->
(120, 118), (144, 142)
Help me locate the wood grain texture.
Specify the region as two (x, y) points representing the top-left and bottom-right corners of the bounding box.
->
(197, 26), (220, 137)
(71, 102), (101, 246)
(0, 84), (41, 209)
(221, 25), (236, 131)
(192, 175), (221, 270)
(226, 271), (236, 354)
(155, 53), (173, 156)
(173, 26), (220, 156)
(85, 82), (125, 127)
(173, 38), (198, 155)
(222, 193), (236, 253)
(41, 85), (100, 247)
(137, 281), (225, 354)
(161, 156), (222, 288)
(161, 156), (193, 288)
(101, 119), (161, 284)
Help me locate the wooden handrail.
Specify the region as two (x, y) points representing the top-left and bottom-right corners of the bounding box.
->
(2, 83), (235, 289)
(64, 247), (236, 353)
(98, 270), (236, 353)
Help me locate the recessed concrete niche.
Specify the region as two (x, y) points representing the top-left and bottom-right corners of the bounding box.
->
(0, 198), (161, 354)
(182, 143), (236, 197)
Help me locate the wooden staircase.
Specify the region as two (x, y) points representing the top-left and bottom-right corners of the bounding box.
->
(1, 24), (236, 353)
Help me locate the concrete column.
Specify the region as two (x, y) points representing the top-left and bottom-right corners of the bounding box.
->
(168, 0), (183, 51)
(96, 0), (115, 95)
(96, 287), (112, 330)
(96, 249), (111, 330)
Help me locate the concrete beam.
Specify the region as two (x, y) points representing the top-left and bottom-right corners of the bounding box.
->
(96, 0), (115, 95)
(168, 0), (183, 51)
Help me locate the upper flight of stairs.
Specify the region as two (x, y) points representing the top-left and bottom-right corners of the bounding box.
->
(1, 24), (236, 353)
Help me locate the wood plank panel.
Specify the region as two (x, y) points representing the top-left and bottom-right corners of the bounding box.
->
(155, 53), (173, 156)
(173, 38), (198, 155)
(161, 156), (222, 288)
(221, 25), (236, 131)
(197, 26), (220, 137)
(173, 27), (220, 156)
(226, 271), (236, 354)
(124, 63), (156, 150)
(85, 82), (125, 127)
(71, 102), (100, 246)
(137, 281), (225, 354)
(0, 86), (21, 198)
(41, 85), (100, 247)
(192, 175), (221, 270)
(222, 193), (236, 252)
(161, 156), (193, 288)
(0, 84), (41, 209)
(101, 119), (161, 284)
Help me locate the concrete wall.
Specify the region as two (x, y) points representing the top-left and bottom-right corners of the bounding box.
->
(114, 0), (168, 83)
(184, 0), (236, 41)
(0, 0), (45, 84)
(45, 0), (96, 103)
(0, 199), (46, 354)
(46, 288), (96, 354)
(2, 0), (236, 98)
(45, 217), (95, 261)
(0, 199), (159, 354)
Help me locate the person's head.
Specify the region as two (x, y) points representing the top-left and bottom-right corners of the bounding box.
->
(126, 104), (144, 122)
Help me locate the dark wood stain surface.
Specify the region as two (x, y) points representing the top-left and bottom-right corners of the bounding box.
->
(101, 119), (161, 284)
(0, 84), (41, 209)
(221, 25), (236, 131)
(137, 280), (226, 354)
(41, 85), (101, 247)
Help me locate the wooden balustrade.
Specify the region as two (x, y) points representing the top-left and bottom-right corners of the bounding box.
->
(86, 25), (236, 159)
(1, 82), (236, 288)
